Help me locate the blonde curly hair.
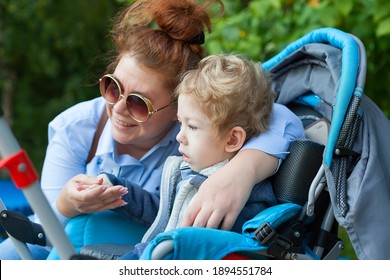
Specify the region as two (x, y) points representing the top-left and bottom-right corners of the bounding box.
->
(175, 53), (275, 140)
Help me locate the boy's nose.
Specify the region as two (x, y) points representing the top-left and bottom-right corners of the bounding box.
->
(176, 129), (186, 144)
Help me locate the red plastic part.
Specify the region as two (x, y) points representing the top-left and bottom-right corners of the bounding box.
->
(0, 150), (39, 189)
(222, 253), (252, 260)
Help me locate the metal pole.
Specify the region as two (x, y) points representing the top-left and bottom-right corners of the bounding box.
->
(0, 114), (76, 259)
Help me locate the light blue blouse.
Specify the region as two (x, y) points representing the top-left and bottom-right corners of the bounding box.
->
(40, 97), (304, 225)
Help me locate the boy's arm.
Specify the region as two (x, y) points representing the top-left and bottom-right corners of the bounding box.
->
(101, 173), (160, 226)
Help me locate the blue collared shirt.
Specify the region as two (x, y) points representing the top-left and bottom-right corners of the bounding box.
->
(40, 97), (304, 225)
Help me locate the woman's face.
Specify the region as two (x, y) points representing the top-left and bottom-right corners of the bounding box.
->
(107, 54), (177, 158)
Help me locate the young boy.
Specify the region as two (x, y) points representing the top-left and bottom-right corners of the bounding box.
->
(98, 53), (279, 259)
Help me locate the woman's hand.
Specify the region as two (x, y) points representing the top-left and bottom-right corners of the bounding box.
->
(181, 149), (278, 230)
(56, 174), (128, 218)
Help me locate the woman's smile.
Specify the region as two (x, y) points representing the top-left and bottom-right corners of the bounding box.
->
(114, 117), (136, 128)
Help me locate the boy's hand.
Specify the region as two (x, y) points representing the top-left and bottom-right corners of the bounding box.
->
(81, 173), (113, 189)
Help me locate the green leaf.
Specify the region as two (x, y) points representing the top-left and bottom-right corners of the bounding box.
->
(334, 0), (353, 17)
(374, 0), (390, 22)
(376, 17), (390, 37)
(317, 7), (339, 26)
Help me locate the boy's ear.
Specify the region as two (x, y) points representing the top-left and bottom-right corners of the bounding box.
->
(225, 126), (246, 153)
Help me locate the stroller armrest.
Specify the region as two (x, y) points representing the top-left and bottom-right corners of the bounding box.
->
(271, 139), (325, 206)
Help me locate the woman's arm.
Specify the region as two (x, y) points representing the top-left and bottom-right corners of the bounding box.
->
(181, 149), (278, 230)
(40, 98), (109, 224)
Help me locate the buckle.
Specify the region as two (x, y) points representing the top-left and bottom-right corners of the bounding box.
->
(254, 221), (304, 259)
(254, 222), (277, 246)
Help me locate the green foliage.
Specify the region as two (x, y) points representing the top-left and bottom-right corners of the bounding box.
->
(0, 0), (121, 171)
(205, 0), (390, 117)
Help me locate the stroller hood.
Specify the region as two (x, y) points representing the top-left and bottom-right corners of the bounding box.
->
(265, 28), (390, 259)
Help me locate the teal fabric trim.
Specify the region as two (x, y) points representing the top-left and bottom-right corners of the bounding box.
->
(140, 203), (302, 260)
(242, 203), (302, 238)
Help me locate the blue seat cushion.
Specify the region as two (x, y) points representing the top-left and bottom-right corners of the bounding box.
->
(46, 211), (148, 259)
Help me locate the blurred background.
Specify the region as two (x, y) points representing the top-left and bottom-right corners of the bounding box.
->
(2, 0), (389, 259)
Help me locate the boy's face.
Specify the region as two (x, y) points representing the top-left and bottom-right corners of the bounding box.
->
(176, 94), (230, 172)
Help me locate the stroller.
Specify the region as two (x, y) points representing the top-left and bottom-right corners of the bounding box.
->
(1, 27), (390, 260)
(137, 27), (390, 260)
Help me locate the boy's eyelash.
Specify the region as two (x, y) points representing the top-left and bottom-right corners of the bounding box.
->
(177, 119), (197, 130)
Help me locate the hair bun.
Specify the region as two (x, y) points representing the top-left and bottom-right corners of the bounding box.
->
(152, 0), (219, 42)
